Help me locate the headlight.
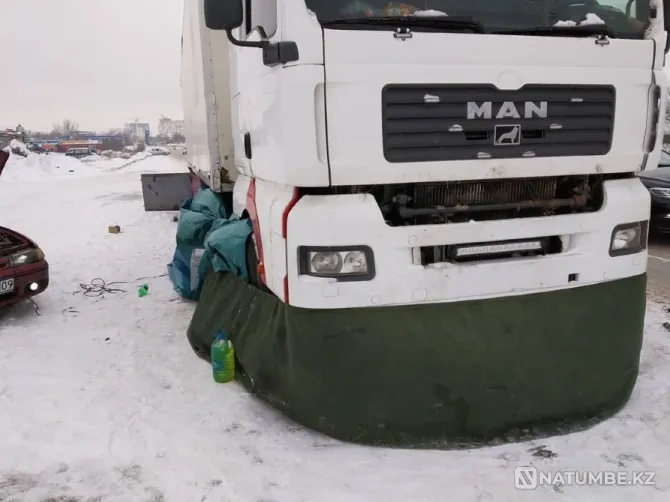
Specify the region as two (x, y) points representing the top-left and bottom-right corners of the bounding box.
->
(649, 187), (670, 198)
(10, 247), (45, 267)
(299, 246), (375, 281)
(609, 222), (648, 257)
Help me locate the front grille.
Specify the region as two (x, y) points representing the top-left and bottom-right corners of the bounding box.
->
(385, 175), (602, 226)
(414, 177), (558, 208)
(382, 84), (615, 163)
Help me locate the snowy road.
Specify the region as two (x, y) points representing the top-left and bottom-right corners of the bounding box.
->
(0, 154), (669, 502)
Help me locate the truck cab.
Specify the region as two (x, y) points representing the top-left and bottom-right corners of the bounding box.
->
(196, 0), (667, 309)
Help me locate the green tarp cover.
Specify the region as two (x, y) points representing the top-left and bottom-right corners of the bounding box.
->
(205, 218), (252, 279)
(177, 188), (230, 244)
(168, 188), (251, 299)
(187, 272), (646, 447)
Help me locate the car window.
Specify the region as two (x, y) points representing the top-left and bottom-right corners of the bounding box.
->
(659, 151), (670, 167)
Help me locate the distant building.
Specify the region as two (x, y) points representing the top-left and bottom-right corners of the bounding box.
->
(125, 122), (151, 139)
(158, 117), (184, 138)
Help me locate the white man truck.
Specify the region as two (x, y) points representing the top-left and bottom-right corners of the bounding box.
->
(180, 0), (669, 445)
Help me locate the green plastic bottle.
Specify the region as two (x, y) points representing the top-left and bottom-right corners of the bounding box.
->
(211, 331), (235, 383)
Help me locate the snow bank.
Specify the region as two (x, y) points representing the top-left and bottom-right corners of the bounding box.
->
(80, 153), (101, 162)
(92, 151), (153, 172)
(0, 153), (96, 182)
(0, 151), (155, 182)
(6, 139), (30, 156)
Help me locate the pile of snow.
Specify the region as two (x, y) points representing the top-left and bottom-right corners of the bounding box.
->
(554, 13), (605, 27)
(0, 151), (155, 182)
(8, 139), (30, 156)
(0, 153), (96, 182)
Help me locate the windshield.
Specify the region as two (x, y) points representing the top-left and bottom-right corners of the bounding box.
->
(305, 0), (651, 38)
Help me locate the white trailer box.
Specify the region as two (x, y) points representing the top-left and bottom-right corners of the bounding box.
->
(181, 0), (237, 192)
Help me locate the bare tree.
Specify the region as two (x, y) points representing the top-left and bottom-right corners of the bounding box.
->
(61, 119), (79, 135)
(50, 122), (63, 136)
(50, 119), (79, 137)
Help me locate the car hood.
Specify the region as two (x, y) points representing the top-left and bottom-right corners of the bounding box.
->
(0, 226), (35, 257)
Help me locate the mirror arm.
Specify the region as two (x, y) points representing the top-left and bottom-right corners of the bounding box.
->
(226, 29), (269, 48)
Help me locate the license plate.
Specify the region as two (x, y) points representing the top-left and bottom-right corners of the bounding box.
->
(0, 278), (15, 295)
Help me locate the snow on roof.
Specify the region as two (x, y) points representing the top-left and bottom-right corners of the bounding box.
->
(554, 13), (605, 27)
(414, 9), (448, 17)
(580, 13), (606, 25)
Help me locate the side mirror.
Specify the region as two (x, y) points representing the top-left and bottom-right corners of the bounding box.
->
(203, 0), (300, 65)
(204, 0), (243, 31)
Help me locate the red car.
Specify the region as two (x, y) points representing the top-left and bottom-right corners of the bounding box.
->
(0, 226), (49, 308)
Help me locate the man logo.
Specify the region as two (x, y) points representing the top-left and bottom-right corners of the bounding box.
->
(514, 466), (538, 490)
(467, 101), (547, 120)
(494, 124), (521, 146)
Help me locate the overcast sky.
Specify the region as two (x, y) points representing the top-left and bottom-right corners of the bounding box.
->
(0, 0), (183, 133)
(2, 2), (669, 134)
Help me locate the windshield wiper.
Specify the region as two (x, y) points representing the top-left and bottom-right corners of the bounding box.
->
(322, 16), (485, 34)
(493, 24), (615, 38)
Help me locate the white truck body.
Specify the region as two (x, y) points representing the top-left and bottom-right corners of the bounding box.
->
(181, 0), (237, 192)
(181, 0), (667, 310)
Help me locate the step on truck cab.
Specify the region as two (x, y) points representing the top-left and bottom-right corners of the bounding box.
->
(181, 0), (669, 445)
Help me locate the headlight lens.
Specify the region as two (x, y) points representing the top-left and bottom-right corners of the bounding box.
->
(342, 251), (367, 274)
(609, 222), (648, 257)
(649, 187), (670, 198)
(311, 251), (343, 274)
(300, 246), (375, 280)
(10, 247), (45, 267)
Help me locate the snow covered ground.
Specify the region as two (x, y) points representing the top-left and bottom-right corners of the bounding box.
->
(0, 153), (669, 501)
